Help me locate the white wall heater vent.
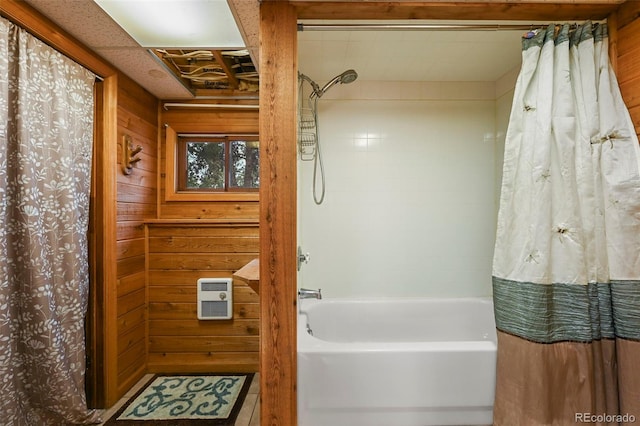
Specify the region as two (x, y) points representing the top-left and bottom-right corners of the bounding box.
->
(197, 278), (233, 320)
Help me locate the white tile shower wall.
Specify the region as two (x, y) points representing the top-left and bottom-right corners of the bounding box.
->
(298, 81), (512, 298)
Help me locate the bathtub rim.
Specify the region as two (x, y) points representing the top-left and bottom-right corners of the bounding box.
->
(297, 296), (497, 352)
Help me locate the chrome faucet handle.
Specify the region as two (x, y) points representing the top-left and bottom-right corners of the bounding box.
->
(297, 246), (310, 271)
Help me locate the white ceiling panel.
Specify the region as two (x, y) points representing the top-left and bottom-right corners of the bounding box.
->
(298, 21), (527, 84)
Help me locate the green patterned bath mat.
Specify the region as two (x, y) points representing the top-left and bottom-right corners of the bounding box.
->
(104, 373), (254, 425)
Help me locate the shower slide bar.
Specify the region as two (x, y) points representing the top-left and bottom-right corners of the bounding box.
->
(297, 22), (603, 32)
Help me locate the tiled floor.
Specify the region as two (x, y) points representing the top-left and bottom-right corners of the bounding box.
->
(97, 373), (260, 426)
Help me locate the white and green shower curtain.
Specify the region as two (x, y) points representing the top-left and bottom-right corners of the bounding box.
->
(493, 22), (640, 425)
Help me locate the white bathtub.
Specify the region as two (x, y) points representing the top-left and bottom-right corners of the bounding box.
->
(297, 297), (497, 426)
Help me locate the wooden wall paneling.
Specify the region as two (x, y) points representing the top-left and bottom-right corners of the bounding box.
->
(117, 203), (157, 222)
(616, 0), (640, 28)
(117, 288), (146, 316)
(116, 336), (146, 390)
(259, 2), (298, 425)
(149, 225), (259, 238)
(117, 319), (145, 356)
(160, 109), (259, 134)
(117, 255), (146, 278)
(117, 238), (145, 260)
(119, 78), (159, 126)
(117, 221), (146, 241)
(148, 253), (257, 270)
(118, 271), (145, 298)
(149, 316), (260, 336)
(627, 105), (640, 136)
(118, 183), (157, 204)
(150, 336), (259, 353)
(149, 299), (259, 320)
(159, 201), (260, 219)
(618, 53), (640, 84)
(147, 224), (260, 373)
(100, 74), (120, 407)
(87, 80), (104, 408)
(617, 10), (640, 141)
(292, 1), (623, 21)
(118, 305), (146, 335)
(162, 125), (178, 203)
(149, 236), (259, 253)
(88, 76), (119, 408)
(620, 77), (640, 111)
(116, 324), (146, 394)
(144, 224), (151, 378)
(149, 269), (241, 282)
(617, 18), (640, 65)
(147, 353), (259, 373)
(116, 75), (158, 399)
(148, 282), (258, 304)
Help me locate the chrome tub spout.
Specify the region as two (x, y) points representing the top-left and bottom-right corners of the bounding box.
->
(299, 288), (322, 300)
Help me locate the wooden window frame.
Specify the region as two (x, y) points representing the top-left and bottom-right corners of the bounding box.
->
(165, 125), (259, 202)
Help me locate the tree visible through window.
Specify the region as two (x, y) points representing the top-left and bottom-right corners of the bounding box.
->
(230, 140), (260, 189)
(178, 136), (259, 192)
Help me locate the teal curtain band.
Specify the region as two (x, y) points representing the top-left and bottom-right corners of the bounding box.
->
(593, 22), (607, 42)
(611, 281), (640, 340)
(522, 21), (606, 52)
(493, 277), (615, 343)
(555, 23), (571, 46)
(522, 24), (553, 51)
(570, 21), (593, 47)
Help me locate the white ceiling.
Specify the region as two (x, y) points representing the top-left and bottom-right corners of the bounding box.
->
(22, 1), (528, 99)
(298, 21), (526, 83)
(23, 0), (261, 99)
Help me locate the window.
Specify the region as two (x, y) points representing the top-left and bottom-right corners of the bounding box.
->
(164, 126), (259, 202)
(177, 136), (259, 191)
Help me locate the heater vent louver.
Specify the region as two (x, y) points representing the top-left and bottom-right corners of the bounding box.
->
(197, 278), (233, 320)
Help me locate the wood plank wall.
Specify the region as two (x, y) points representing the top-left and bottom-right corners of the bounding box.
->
(147, 102), (260, 373)
(116, 75), (158, 397)
(159, 106), (259, 219)
(147, 223), (259, 372)
(617, 2), (640, 139)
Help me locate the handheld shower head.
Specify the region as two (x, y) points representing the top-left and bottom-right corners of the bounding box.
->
(310, 69), (358, 99)
(338, 69), (358, 84)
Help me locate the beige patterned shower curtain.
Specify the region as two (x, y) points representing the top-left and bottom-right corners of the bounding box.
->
(492, 22), (640, 425)
(0, 16), (101, 425)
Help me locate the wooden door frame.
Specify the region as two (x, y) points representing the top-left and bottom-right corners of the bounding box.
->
(87, 73), (119, 407)
(257, 1), (625, 424)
